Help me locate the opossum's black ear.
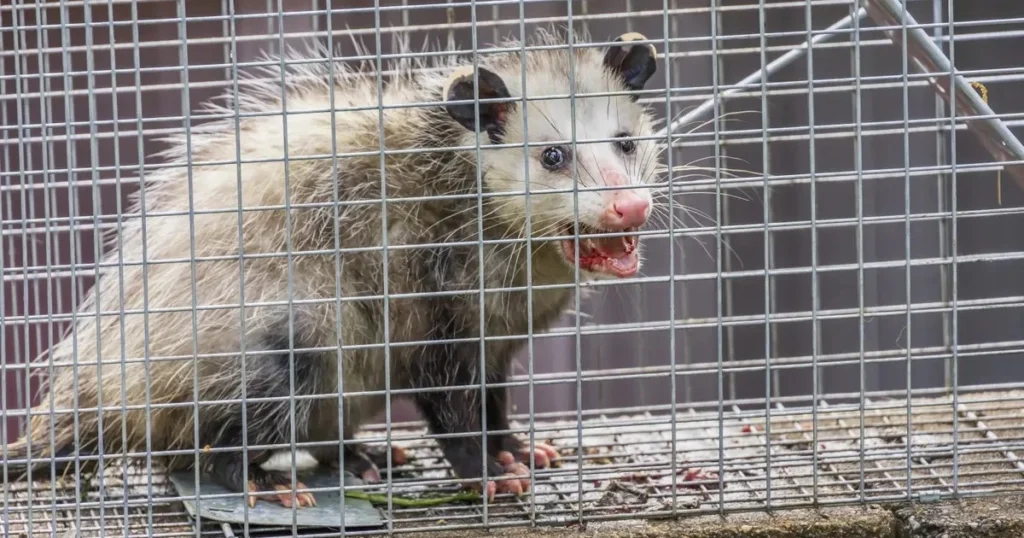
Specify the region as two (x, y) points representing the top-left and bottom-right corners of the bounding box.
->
(444, 65), (515, 143)
(603, 32), (657, 100)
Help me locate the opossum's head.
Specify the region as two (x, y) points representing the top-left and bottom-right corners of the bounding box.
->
(443, 32), (661, 281)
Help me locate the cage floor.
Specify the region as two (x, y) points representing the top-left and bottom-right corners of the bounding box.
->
(5, 388), (1024, 537)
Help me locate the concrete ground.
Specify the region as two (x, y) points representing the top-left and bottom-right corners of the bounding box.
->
(403, 495), (1024, 538)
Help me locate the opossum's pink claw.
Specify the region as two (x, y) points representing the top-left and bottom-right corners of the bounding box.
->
(506, 461), (530, 476)
(246, 481), (317, 509)
(505, 461), (531, 492)
(535, 442), (560, 464)
(468, 464), (531, 502)
(273, 483), (317, 508)
(484, 481), (497, 502)
(390, 445), (409, 466)
(247, 481), (260, 508)
(361, 467), (381, 483)
(517, 444), (556, 468)
(497, 450), (517, 467)
(498, 449), (541, 468)
(494, 454), (537, 492)
(492, 460), (532, 493)
(486, 472), (526, 502)
(497, 442), (559, 469)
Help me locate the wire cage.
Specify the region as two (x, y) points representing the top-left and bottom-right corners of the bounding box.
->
(3, 0), (1024, 536)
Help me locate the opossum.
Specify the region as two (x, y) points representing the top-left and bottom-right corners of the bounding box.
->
(3, 27), (663, 507)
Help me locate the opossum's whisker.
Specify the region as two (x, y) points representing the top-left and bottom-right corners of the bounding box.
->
(534, 106), (575, 148)
(670, 202), (717, 226)
(650, 204), (713, 234)
(575, 152), (606, 190)
(649, 177), (751, 198)
(635, 140), (663, 187)
(664, 108), (758, 138)
(668, 153), (755, 174)
(656, 217), (717, 264)
(665, 165), (754, 181)
(652, 188), (751, 204)
(649, 203), (740, 265)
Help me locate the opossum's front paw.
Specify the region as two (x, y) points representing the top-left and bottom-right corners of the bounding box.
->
(483, 469), (531, 502)
(246, 479), (317, 509)
(463, 458), (533, 502)
(497, 440), (559, 469)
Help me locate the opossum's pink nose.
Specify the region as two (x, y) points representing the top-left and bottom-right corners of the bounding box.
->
(602, 191), (650, 229)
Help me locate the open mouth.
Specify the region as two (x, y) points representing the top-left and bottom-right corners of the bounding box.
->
(560, 224), (640, 278)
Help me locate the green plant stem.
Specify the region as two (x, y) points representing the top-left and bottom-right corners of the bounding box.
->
(345, 490), (482, 507)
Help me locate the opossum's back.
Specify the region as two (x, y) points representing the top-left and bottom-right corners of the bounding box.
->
(30, 94), (433, 451)
(38, 246), (293, 434)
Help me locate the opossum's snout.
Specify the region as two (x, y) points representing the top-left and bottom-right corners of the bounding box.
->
(601, 189), (650, 230)
(559, 187), (651, 279)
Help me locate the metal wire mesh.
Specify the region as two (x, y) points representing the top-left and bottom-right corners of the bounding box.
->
(3, 0), (1024, 536)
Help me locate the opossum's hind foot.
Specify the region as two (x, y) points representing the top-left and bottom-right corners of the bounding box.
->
(243, 467), (318, 509)
(246, 476), (318, 509)
(208, 452), (317, 509)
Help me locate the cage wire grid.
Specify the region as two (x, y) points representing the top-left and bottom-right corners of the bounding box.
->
(3, 0), (1024, 536)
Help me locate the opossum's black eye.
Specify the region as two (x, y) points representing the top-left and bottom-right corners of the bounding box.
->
(541, 146), (567, 170)
(615, 132), (636, 155)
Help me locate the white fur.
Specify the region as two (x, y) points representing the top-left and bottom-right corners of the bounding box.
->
(260, 450), (320, 472)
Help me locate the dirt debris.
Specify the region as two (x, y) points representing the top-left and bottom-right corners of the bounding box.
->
(892, 495), (1024, 538)
(401, 505), (896, 538)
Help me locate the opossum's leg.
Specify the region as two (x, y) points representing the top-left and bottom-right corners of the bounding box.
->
(485, 383), (559, 470)
(355, 443), (410, 467)
(318, 443), (407, 483)
(198, 325), (328, 509)
(411, 365), (531, 502)
(310, 429), (409, 481)
(339, 443), (408, 473)
(206, 449), (317, 509)
(318, 443), (408, 471)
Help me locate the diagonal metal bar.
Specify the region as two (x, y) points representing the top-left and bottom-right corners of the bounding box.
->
(656, 6), (868, 138)
(862, 0), (1024, 189)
